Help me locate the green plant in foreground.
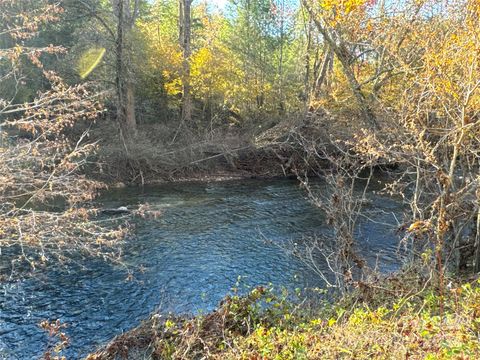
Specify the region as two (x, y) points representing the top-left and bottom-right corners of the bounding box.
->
(87, 277), (480, 359)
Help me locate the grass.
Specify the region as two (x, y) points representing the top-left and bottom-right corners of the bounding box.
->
(84, 268), (480, 360)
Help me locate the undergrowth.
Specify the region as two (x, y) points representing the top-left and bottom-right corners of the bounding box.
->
(85, 268), (480, 360)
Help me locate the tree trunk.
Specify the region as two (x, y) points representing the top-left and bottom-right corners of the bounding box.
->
(178, 0), (184, 44)
(301, 0), (379, 130)
(125, 81), (136, 134)
(277, 0), (285, 113)
(115, 0), (126, 128)
(303, 13), (313, 107)
(313, 45), (333, 99)
(180, 0), (192, 123)
(113, 0), (137, 138)
(474, 208), (480, 272)
(334, 44), (377, 129)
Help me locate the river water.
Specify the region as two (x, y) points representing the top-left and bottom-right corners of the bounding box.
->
(0, 178), (402, 359)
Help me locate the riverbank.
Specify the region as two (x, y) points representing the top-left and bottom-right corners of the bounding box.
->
(85, 268), (480, 359)
(86, 112), (334, 186)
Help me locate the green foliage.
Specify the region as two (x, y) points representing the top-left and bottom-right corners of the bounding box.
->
(90, 276), (480, 359)
(133, 0), (306, 127)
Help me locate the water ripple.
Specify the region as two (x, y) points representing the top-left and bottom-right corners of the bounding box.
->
(0, 178), (402, 359)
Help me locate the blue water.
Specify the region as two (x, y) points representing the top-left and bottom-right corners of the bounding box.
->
(0, 178), (401, 359)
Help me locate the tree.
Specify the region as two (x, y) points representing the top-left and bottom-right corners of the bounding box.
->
(179, 0), (193, 123)
(111, 0), (140, 137)
(349, 0), (480, 279)
(65, 0), (141, 139)
(301, 0), (379, 129)
(0, 0), (127, 278)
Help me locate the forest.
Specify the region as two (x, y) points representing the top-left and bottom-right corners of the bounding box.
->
(1, 0), (480, 359)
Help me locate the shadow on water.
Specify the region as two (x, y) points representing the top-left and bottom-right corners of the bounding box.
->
(0, 178), (402, 359)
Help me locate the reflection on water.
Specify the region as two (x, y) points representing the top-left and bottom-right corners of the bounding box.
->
(0, 178), (401, 359)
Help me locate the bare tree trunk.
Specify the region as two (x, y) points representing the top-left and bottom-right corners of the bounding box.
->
(125, 82), (136, 133)
(180, 0), (192, 123)
(474, 208), (480, 272)
(113, 0), (137, 137)
(334, 45), (378, 128)
(178, 0), (184, 44)
(277, 0), (285, 113)
(301, 0), (379, 130)
(303, 13), (313, 107)
(125, 0), (138, 136)
(313, 45), (333, 99)
(114, 0), (126, 129)
(171, 0), (192, 143)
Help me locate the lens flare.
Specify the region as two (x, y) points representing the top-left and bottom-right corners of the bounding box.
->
(78, 48), (106, 79)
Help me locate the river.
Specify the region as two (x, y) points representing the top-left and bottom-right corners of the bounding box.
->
(0, 178), (402, 359)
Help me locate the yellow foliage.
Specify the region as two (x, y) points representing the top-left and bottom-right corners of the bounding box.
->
(319, 0), (372, 26)
(320, 0), (370, 13)
(137, 19), (183, 96)
(407, 220), (431, 233)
